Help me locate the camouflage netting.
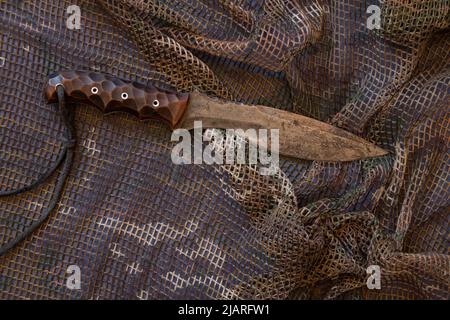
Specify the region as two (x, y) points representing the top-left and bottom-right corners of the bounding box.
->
(0, 0), (448, 299)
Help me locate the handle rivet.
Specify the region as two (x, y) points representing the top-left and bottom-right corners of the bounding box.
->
(91, 87), (99, 94)
(153, 99), (160, 107)
(121, 92), (128, 100)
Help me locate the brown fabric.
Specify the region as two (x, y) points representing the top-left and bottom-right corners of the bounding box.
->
(0, 0), (448, 299)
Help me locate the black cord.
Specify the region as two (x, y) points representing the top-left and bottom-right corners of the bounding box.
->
(0, 86), (75, 256)
(0, 146), (69, 197)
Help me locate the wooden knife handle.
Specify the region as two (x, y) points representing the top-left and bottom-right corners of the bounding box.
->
(45, 70), (189, 128)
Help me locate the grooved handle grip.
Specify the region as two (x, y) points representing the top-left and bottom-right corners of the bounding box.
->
(45, 70), (190, 128)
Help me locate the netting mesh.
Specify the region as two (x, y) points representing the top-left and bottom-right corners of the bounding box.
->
(0, 0), (448, 299)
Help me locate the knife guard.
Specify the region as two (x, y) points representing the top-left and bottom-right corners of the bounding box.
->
(45, 70), (189, 128)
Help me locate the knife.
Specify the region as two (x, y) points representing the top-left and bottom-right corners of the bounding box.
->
(45, 70), (387, 161)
